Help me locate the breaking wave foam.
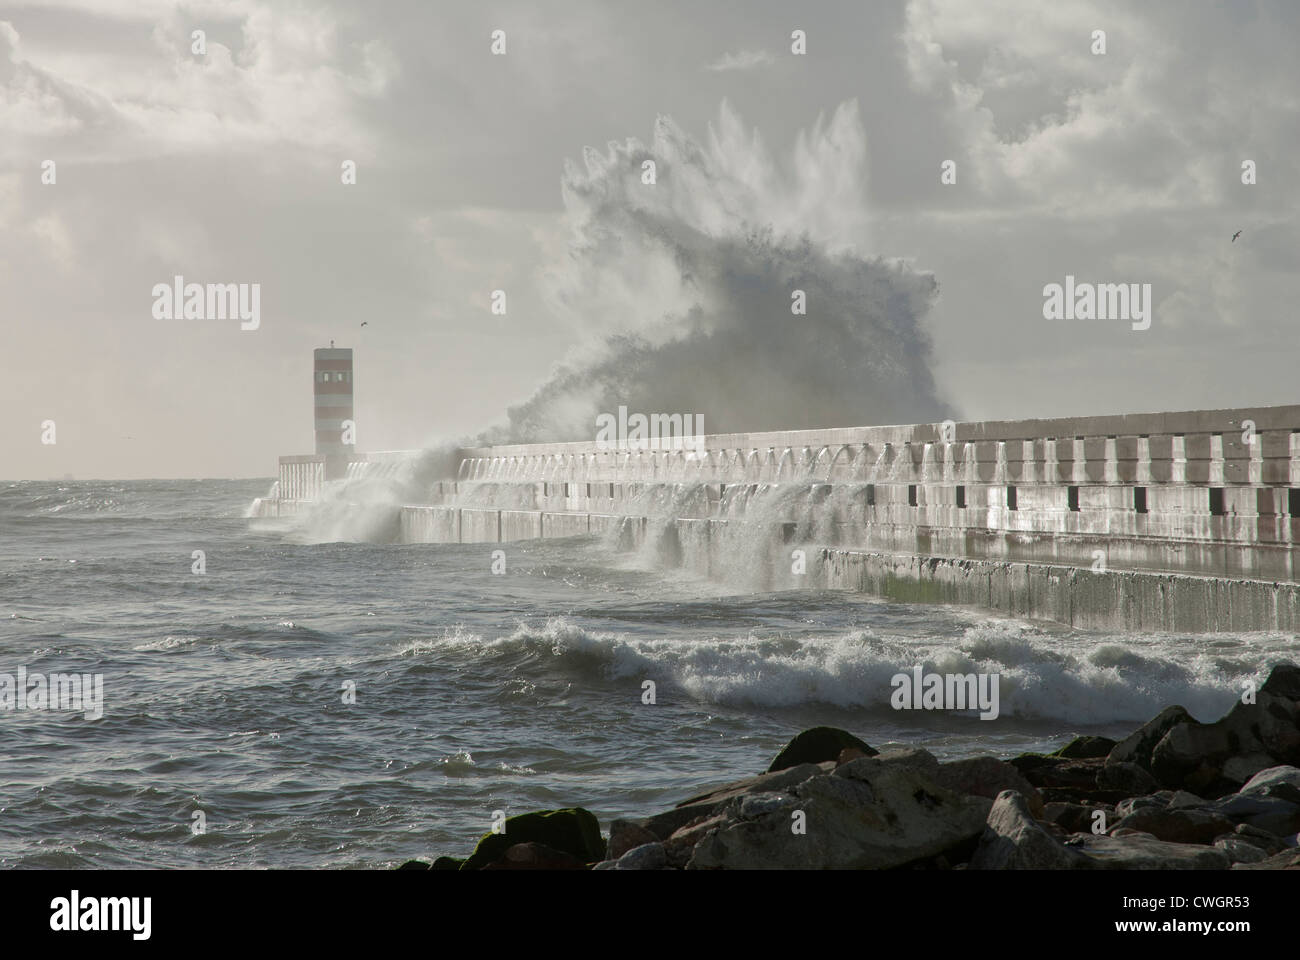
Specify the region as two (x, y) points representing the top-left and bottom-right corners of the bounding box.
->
(484, 99), (950, 444)
(407, 616), (1277, 725)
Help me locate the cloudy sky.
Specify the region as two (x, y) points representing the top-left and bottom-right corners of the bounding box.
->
(2, 0), (1297, 480)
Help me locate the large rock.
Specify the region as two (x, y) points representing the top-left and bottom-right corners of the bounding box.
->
(1098, 761), (1161, 797)
(1210, 793), (1300, 836)
(1150, 692), (1300, 797)
(664, 813), (727, 868)
(970, 790), (1096, 870)
(1146, 665), (1300, 797)
(1071, 834), (1231, 870)
(1260, 662), (1300, 700)
(1043, 801), (1114, 834)
(1115, 792), (1174, 819)
(1232, 847), (1300, 870)
(1230, 822), (1290, 855)
(592, 842), (668, 871)
(1239, 765), (1300, 801)
(1223, 754), (1282, 784)
(1006, 754), (1058, 778)
(480, 842), (587, 870)
(766, 727), (878, 773)
(973, 791), (1231, 870)
(1054, 736), (1118, 759)
(1149, 719), (1233, 793)
(1107, 705), (1194, 770)
(932, 756), (1045, 818)
(461, 808), (604, 870)
(1108, 806), (1235, 845)
(673, 762), (829, 811)
(689, 749), (989, 869)
(606, 821), (659, 861)
(1018, 756), (1147, 807)
(631, 762), (829, 842)
(1215, 837), (1269, 865)
(1015, 757), (1105, 791)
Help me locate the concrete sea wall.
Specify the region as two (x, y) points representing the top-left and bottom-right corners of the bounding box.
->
(259, 403), (1300, 633)
(385, 502), (1300, 633)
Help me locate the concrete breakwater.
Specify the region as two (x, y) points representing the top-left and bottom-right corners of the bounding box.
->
(253, 403), (1300, 633)
(400, 664), (1300, 870)
(388, 501), (1300, 633)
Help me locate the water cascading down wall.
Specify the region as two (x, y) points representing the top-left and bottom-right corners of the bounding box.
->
(270, 404), (1300, 634)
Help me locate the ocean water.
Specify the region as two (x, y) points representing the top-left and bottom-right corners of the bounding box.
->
(0, 478), (1291, 868)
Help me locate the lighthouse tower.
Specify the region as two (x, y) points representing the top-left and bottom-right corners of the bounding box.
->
(313, 346), (353, 479)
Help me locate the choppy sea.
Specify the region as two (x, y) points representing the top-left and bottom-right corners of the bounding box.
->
(1, 479), (1290, 867)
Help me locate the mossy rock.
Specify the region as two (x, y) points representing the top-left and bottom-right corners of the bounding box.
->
(1007, 753), (1055, 775)
(461, 808), (603, 870)
(432, 856), (466, 871)
(396, 859), (431, 870)
(767, 727), (877, 773)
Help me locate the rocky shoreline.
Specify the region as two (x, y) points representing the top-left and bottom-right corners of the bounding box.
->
(401, 663), (1300, 870)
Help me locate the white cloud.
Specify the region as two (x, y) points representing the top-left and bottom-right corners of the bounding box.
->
(31, 214), (75, 268)
(0, 6), (395, 160)
(901, 0), (1299, 216)
(704, 49), (775, 72)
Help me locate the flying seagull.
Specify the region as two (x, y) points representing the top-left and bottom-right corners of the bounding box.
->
(361, 321), (368, 327)
(1232, 230), (1242, 242)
